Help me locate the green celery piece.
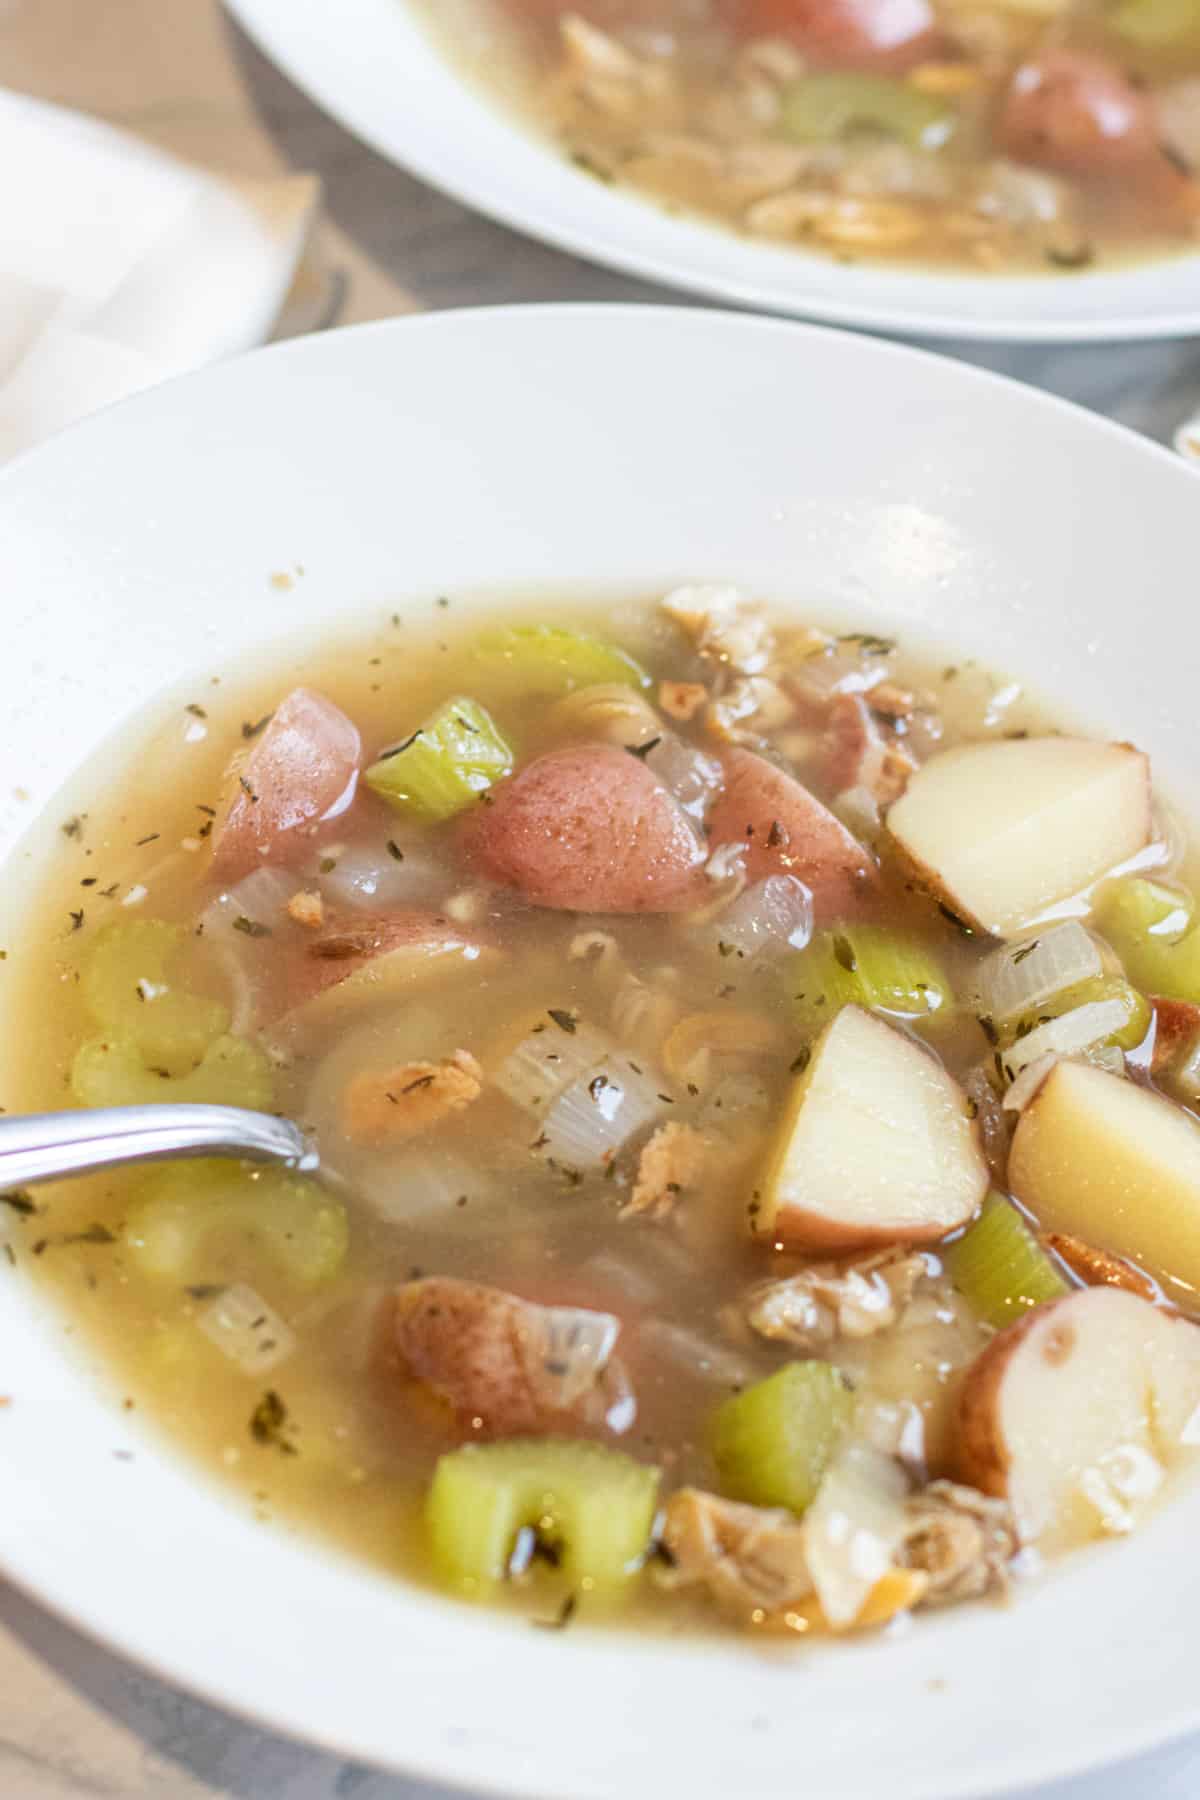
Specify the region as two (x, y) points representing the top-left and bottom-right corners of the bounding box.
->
(471, 625), (651, 698)
(710, 1361), (853, 1516)
(71, 1033), (273, 1111)
(1095, 878), (1200, 1001)
(124, 1161), (347, 1288)
(945, 1193), (1069, 1330)
(81, 920), (229, 1070)
(365, 695), (513, 823)
(778, 73), (956, 151)
(1112, 0), (1200, 45)
(788, 924), (953, 1034)
(1004, 973), (1151, 1054)
(427, 1439), (660, 1597)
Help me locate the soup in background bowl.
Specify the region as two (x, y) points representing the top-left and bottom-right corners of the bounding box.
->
(2, 307), (1200, 1799)
(417, 0), (1200, 273)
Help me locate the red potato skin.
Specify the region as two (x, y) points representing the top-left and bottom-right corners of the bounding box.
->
(707, 748), (877, 923)
(738, 0), (939, 69)
(467, 743), (708, 914)
(761, 1201), (976, 1253)
(952, 1302), (1053, 1499)
(281, 912), (488, 1011)
(999, 52), (1157, 177)
(1150, 997), (1200, 1076)
(211, 688), (361, 882)
(388, 1277), (627, 1439)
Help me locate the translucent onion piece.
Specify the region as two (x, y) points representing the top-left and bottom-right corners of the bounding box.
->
(201, 867), (300, 938)
(197, 1282), (296, 1375)
(493, 1019), (615, 1115)
(1002, 1052), (1061, 1114)
(353, 1146), (496, 1226)
(974, 922), (1103, 1024)
(540, 1306), (621, 1408)
(538, 1056), (665, 1170)
(803, 1440), (911, 1629)
(635, 1318), (765, 1391)
(792, 644), (888, 703)
(644, 735), (723, 822)
(1000, 997), (1130, 1081)
(315, 841), (446, 911)
(707, 875), (813, 959)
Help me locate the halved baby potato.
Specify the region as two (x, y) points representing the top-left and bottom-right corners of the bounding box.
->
(1009, 1057), (1200, 1295)
(886, 737), (1150, 938)
(755, 1004), (987, 1249)
(956, 1287), (1200, 1552)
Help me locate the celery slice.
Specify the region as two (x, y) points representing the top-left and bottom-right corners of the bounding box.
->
(427, 1438), (660, 1596)
(124, 1161), (347, 1288)
(471, 625), (650, 698)
(1111, 0), (1200, 46)
(71, 1033), (273, 1111)
(778, 73), (956, 151)
(1003, 973), (1151, 1058)
(365, 695), (513, 823)
(1095, 878), (1200, 1002)
(944, 1192), (1069, 1330)
(81, 921), (229, 1069)
(710, 1361), (853, 1516)
(788, 925), (952, 1034)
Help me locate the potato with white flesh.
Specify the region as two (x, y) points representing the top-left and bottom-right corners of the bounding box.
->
(956, 1288), (1200, 1552)
(886, 738), (1151, 938)
(756, 1005), (988, 1250)
(1010, 1058), (1200, 1295)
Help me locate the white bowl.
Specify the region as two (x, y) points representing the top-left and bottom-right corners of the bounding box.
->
(225, 0), (1200, 343)
(1, 306), (1198, 1798)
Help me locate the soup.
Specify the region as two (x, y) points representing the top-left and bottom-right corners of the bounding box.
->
(418, 0), (1200, 272)
(11, 586), (1200, 1637)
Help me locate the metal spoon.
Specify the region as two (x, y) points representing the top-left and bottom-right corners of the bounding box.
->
(0, 1105), (317, 1191)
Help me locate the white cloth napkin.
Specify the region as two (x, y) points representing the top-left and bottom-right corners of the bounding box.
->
(0, 87), (320, 461)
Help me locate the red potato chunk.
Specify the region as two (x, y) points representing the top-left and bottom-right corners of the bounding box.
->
(707, 748), (876, 923)
(821, 693), (915, 807)
(389, 1277), (631, 1437)
(211, 688), (361, 882)
(1151, 997), (1200, 1077)
(468, 743), (707, 914)
(738, 0), (938, 68)
(281, 912), (491, 1015)
(999, 52), (1156, 176)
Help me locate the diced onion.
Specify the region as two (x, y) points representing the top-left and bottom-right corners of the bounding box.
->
(1002, 1052), (1061, 1114)
(803, 1440), (911, 1629)
(202, 866), (299, 936)
(974, 921), (1102, 1024)
(635, 1319), (765, 1390)
(1001, 998), (1129, 1081)
(540, 1307), (621, 1407)
(644, 735), (723, 822)
(315, 840), (445, 910)
(197, 1282), (296, 1375)
(705, 874), (813, 959)
(352, 1146), (496, 1226)
(493, 1019), (615, 1114)
(538, 1056), (665, 1170)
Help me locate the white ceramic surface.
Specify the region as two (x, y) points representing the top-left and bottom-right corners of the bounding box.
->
(1, 306), (1198, 1800)
(223, 0), (1200, 344)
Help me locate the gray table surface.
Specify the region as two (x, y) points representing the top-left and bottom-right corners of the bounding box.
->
(2, 3), (1199, 1793)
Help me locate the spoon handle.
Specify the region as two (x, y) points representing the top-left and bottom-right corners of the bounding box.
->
(0, 1105), (313, 1190)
